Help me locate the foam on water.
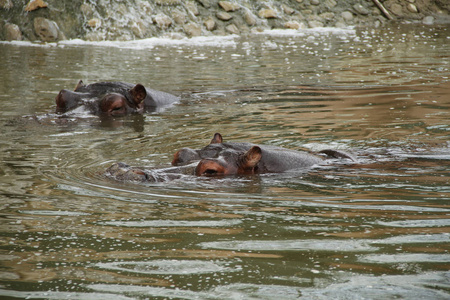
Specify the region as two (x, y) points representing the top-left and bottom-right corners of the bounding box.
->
(0, 27), (357, 50)
(59, 35), (240, 49)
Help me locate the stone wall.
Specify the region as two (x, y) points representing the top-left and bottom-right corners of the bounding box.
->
(1, 0), (449, 42)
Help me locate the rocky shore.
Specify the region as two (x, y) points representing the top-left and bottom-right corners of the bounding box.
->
(1, 0), (449, 42)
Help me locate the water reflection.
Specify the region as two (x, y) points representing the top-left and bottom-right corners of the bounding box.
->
(0, 24), (449, 299)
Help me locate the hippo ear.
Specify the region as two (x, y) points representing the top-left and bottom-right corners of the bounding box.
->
(74, 80), (84, 91)
(241, 146), (262, 170)
(210, 133), (223, 144)
(129, 84), (147, 105)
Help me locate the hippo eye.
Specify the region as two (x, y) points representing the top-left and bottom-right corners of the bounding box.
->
(203, 169), (218, 176)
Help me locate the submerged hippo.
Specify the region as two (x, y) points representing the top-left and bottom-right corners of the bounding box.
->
(175, 133), (354, 176)
(55, 81), (179, 116)
(105, 133), (354, 182)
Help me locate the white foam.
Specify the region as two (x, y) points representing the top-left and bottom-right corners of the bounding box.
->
(0, 28), (355, 49)
(59, 35), (239, 49)
(0, 40), (57, 48)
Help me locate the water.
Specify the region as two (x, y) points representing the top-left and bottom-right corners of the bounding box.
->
(1, 24), (449, 299)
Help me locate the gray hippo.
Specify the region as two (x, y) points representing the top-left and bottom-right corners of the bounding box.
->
(105, 133), (354, 181)
(55, 80), (179, 116)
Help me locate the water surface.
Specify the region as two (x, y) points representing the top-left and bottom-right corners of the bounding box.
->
(0, 24), (449, 299)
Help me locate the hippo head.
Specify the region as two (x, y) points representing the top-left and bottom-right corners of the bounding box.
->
(173, 132), (263, 176)
(55, 80), (147, 116)
(195, 146), (262, 176)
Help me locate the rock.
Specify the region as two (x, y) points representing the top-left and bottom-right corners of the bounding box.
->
(25, 0), (47, 12)
(186, 2), (199, 16)
(4, 23), (22, 41)
(85, 31), (103, 41)
(389, 3), (403, 16)
(172, 9), (187, 24)
(406, 0), (415, 3)
(184, 22), (202, 36)
(219, 1), (240, 12)
(204, 16), (216, 31)
(407, 4), (418, 13)
(0, 0), (13, 9)
(87, 18), (101, 29)
(341, 11), (353, 21)
(155, 0), (181, 5)
(284, 21), (306, 30)
(282, 4), (295, 15)
(131, 21), (146, 38)
(372, 7), (381, 15)
(310, 0), (320, 6)
(320, 12), (335, 20)
(324, 0), (337, 9)
(80, 3), (94, 18)
(225, 24), (239, 34)
(334, 21), (347, 28)
(258, 9), (277, 19)
(308, 20), (324, 28)
(243, 10), (257, 26)
(34, 17), (60, 42)
(422, 16), (434, 25)
(154, 14), (172, 29)
(216, 11), (232, 21)
(353, 4), (369, 15)
(196, 0), (211, 8)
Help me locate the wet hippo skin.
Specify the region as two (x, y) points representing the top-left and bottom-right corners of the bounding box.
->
(105, 133), (354, 182)
(55, 80), (179, 116)
(179, 133), (326, 176)
(174, 133), (354, 176)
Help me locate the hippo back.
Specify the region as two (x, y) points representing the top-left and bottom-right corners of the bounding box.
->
(145, 88), (180, 107)
(257, 146), (324, 173)
(74, 81), (133, 95)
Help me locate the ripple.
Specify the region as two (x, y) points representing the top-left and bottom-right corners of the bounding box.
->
(0, 289), (133, 300)
(98, 219), (242, 227)
(200, 239), (377, 252)
(376, 219), (450, 227)
(298, 272), (450, 300)
(87, 272), (450, 300)
(276, 201), (450, 212)
(360, 254), (450, 264)
(87, 283), (302, 300)
(95, 260), (231, 275)
(283, 226), (342, 232)
(18, 210), (90, 216)
(371, 233), (450, 244)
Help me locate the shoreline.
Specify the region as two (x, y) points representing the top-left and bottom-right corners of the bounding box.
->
(1, 0), (449, 42)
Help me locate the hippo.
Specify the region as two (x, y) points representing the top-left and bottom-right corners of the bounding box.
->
(105, 133), (354, 182)
(55, 80), (179, 116)
(175, 133), (354, 176)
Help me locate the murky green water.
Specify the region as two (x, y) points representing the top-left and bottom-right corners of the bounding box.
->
(1, 24), (449, 299)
